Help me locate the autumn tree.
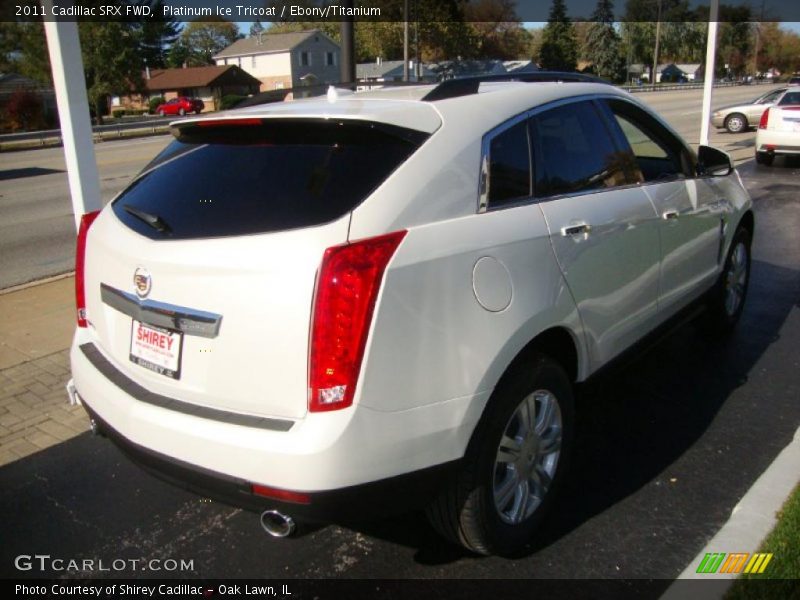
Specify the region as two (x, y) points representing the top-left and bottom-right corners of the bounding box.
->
(539, 0), (578, 71)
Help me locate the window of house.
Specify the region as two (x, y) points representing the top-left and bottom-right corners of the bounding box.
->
(487, 120), (531, 207)
(530, 101), (630, 198)
(326, 52), (336, 67)
(300, 52), (311, 67)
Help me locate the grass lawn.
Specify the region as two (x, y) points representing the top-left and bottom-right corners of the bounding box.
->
(727, 483), (800, 599)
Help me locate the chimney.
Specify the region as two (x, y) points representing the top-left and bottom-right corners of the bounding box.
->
(145, 65), (151, 80)
(376, 56), (381, 66)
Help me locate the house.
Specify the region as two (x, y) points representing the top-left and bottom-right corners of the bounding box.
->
(658, 63), (703, 83)
(356, 58), (436, 85)
(114, 65), (261, 112)
(503, 60), (540, 74)
(213, 30), (340, 92)
(428, 59), (507, 81)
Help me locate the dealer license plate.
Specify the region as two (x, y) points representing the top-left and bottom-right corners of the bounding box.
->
(129, 320), (183, 380)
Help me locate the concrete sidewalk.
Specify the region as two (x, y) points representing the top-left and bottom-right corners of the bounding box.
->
(0, 276), (87, 466)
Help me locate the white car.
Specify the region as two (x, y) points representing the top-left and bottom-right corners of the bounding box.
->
(755, 86), (800, 166)
(68, 74), (753, 556)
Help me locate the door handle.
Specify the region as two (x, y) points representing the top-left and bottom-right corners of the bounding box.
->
(561, 222), (592, 237)
(662, 209), (679, 220)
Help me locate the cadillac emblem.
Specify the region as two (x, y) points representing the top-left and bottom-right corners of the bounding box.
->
(133, 267), (152, 299)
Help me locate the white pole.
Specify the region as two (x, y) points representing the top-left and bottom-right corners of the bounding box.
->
(43, 10), (101, 231)
(700, 0), (720, 146)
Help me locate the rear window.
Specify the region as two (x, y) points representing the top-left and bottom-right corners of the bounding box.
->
(113, 119), (428, 240)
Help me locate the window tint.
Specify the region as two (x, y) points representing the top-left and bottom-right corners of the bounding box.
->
(488, 120), (531, 206)
(778, 91), (800, 105)
(113, 120), (428, 240)
(605, 99), (689, 183)
(531, 101), (631, 197)
(759, 89), (783, 104)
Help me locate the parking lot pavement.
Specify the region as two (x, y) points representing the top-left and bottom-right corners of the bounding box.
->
(0, 158), (798, 581)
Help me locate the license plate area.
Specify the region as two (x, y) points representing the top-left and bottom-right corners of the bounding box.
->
(129, 320), (183, 380)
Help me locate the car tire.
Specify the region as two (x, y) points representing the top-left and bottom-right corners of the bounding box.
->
(426, 353), (574, 556)
(724, 113), (747, 134)
(755, 151), (774, 166)
(179, 108), (186, 116)
(158, 110), (165, 117)
(704, 226), (751, 334)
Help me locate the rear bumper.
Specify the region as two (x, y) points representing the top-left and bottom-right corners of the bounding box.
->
(78, 399), (456, 521)
(70, 331), (485, 505)
(756, 129), (800, 154)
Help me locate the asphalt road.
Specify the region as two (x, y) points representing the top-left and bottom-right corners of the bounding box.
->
(1, 153), (798, 587)
(0, 84), (785, 290)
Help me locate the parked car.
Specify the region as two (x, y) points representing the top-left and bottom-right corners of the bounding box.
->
(755, 86), (800, 166)
(68, 74), (753, 556)
(788, 76), (800, 85)
(155, 96), (204, 117)
(711, 87), (786, 133)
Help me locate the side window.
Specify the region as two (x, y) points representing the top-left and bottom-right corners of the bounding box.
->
(760, 90), (783, 104)
(530, 101), (632, 198)
(605, 99), (691, 183)
(778, 91), (800, 105)
(487, 120), (531, 207)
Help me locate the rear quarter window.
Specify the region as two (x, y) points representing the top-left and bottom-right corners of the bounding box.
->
(113, 120), (428, 240)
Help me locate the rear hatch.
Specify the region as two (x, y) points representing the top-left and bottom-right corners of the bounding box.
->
(83, 118), (428, 420)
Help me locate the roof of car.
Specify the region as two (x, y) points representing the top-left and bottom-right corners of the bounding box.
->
(177, 80), (632, 136)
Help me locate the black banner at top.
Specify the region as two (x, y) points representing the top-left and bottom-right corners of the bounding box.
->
(4, 0), (800, 23)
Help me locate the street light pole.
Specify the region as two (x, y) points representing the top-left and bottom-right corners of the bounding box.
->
(652, 0), (662, 85)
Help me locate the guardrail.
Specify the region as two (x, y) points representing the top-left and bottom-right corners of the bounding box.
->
(0, 116), (192, 150)
(621, 80), (772, 93)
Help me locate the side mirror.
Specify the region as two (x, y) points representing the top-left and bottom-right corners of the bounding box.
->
(697, 145), (733, 177)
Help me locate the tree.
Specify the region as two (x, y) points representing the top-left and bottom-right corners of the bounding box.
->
(464, 0), (531, 59)
(79, 21), (143, 124)
(249, 20), (265, 38)
(584, 0), (624, 81)
(131, 1), (182, 68)
(172, 20), (241, 67)
(538, 0), (578, 71)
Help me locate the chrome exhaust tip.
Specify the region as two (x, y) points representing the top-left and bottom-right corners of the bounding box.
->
(260, 510), (296, 538)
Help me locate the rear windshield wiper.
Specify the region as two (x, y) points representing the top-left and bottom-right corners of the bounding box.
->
(123, 205), (172, 234)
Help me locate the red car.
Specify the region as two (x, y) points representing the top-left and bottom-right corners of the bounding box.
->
(155, 96), (204, 117)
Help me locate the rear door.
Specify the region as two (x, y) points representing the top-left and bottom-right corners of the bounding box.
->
(531, 99), (662, 368)
(84, 119), (427, 420)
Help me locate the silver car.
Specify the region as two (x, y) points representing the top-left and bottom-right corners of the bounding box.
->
(712, 87), (786, 133)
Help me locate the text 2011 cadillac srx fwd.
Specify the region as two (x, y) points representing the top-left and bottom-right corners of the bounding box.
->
(68, 75), (753, 556)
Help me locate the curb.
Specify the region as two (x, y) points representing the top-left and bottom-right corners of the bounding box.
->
(660, 426), (800, 598)
(0, 271), (74, 296)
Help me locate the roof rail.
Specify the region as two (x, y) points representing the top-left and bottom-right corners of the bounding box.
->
(421, 72), (607, 102)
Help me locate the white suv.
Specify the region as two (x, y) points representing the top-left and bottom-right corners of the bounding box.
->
(68, 75), (753, 556)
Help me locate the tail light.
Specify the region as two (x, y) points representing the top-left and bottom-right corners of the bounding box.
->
(75, 211), (101, 327)
(759, 108), (770, 129)
(309, 230), (407, 412)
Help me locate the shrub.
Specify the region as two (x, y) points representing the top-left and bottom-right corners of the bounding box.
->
(220, 94), (246, 110)
(148, 96), (165, 114)
(112, 109), (125, 119)
(5, 89), (45, 131)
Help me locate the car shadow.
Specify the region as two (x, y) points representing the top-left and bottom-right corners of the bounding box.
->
(341, 256), (800, 565)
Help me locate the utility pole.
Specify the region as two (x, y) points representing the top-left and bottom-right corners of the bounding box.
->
(339, 0), (355, 85)
(652, 0), (662, 86)
(403, 0), (410, 82)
